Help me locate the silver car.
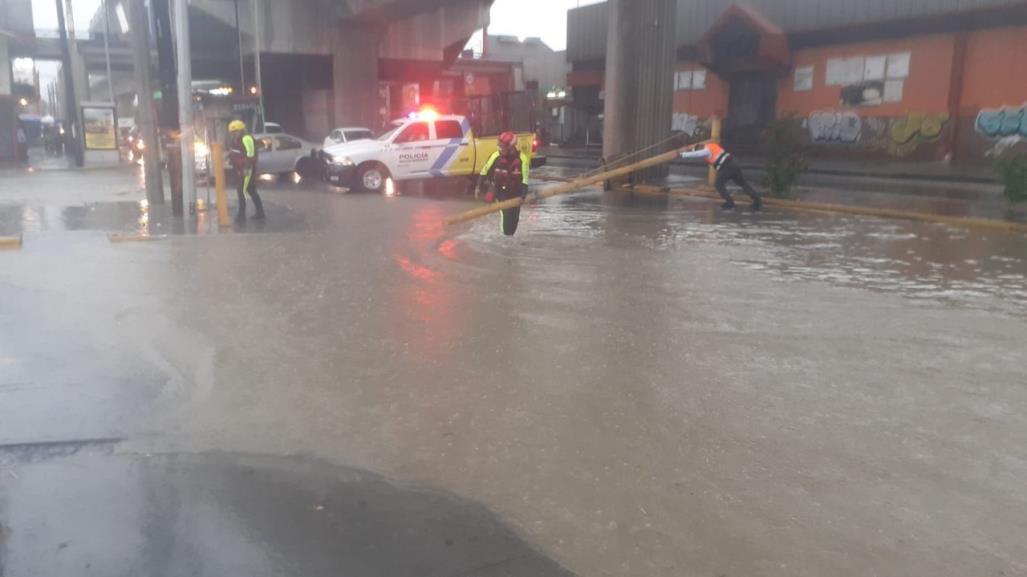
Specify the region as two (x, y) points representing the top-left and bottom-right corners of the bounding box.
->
(323, 127), (375, 148)
(253, 132), (319, 176)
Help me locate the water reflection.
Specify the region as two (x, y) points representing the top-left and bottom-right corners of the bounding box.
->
(458, 188), (1027, 316)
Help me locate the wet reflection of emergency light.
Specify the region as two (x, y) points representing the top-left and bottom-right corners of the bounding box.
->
(385, 178), (396, 197)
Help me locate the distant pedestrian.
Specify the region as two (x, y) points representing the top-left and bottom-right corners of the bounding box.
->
(680, 142), (762, 211)
(228, 120), (265, 221)
(16, 125), (29, 164)
(478, 131), (530, 236)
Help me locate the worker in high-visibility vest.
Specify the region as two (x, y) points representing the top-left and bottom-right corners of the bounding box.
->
(228, 120), (265, 221)
(680, 142), (762, 211)
(478, 131), (531, 236)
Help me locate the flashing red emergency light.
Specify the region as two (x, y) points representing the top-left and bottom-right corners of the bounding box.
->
(408, 107), (440, 121)
(532, 135), (540, 154)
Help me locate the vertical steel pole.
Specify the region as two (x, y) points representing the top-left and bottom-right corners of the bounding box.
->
(173, 0), (196, 211)
(129, 0), (165, 203)
(102, 0), (115, 103)
(55, 0), (83, 166)
(253, 0), (264, 130)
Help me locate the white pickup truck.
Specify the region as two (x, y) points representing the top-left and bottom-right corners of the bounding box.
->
(321, 112), (541, 193)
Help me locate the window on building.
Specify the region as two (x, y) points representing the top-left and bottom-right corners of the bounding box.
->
(826, 51), (911, 106)
(675, 70), (706, 92)
(692, 70), (706, 90)
(794, 66), (814, 92)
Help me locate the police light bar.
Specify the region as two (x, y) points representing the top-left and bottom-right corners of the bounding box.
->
(408, 107), (440, 121)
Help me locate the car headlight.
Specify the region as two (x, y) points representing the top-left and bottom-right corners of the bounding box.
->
(331, 156), (355, 167)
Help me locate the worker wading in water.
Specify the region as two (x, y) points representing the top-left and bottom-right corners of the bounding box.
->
(478, 131), (531, 236)
(680, 142), (762, 211)
(228, 120), (266, 221)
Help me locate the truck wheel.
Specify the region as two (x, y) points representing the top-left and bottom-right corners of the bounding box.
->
(358, 163), (389, 193)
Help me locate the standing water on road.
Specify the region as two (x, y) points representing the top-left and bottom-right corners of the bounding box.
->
(2, 171), (1026, 577)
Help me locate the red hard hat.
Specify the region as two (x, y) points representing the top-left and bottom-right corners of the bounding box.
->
(498, 131), (516, 147)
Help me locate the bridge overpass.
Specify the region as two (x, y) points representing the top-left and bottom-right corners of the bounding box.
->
(17, 0), (492, 139)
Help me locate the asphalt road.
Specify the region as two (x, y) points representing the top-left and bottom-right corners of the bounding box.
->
(1, 166), (1025, 577)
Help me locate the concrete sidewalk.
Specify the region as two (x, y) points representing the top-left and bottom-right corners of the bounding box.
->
(539, 155), (1025, 224)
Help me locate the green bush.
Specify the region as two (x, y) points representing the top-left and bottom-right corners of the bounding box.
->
(760, 115), (809, 198)
(995, 151), (1027, 204)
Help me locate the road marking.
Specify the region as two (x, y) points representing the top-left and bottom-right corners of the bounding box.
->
(0, 235), (23, 250)
(107, 233), (166, 243)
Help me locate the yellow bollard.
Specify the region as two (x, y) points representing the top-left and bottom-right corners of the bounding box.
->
(708, 116), (722, 187)
(213, 142), (231, 228)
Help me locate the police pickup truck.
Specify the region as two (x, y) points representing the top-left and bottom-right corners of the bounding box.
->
(322, 111), (542, 193)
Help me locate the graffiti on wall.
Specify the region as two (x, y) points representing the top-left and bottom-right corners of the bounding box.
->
(805, 111), (948, 157)
(976, 104), (1027, 139)
(807, 110), (862, 143)
(879, 113), (948, 157)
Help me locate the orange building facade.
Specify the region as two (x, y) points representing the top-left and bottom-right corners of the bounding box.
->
(568, 2), (1027, 165)
(676, 8), (1027, 163)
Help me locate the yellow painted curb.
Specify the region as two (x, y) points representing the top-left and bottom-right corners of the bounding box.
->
(107, 233), (165, 243)
(626, 184), (1027, 234)
(0, 234), (23, 250)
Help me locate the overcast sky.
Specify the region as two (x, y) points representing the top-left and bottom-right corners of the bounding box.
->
(486, 0), (604, 51)
(29, 0), (600, 50)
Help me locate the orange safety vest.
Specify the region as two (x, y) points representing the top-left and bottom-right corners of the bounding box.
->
(704, 142), (730, 169)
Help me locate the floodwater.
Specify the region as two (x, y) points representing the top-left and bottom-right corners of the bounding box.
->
(1, 169), (1026, 577)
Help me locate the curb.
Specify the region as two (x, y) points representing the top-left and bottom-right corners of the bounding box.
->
(544, 154), (996, 185)
(625, 184), (1027, 234)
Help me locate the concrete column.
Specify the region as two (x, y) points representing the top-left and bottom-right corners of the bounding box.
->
(332, 23), (383, 130)
(0, 39), (11, 96)
(602, 0), (677, 182)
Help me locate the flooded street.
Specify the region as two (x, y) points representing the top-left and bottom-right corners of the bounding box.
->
(2, 169), (1026, 577)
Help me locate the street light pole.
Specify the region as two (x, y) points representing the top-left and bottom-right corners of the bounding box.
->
(235, 0), (245, 93)
(102, 0), (115, 103)
(173, 0), (196, 211)
(129, 0), (164, 204)
(253, 0), (264, 130)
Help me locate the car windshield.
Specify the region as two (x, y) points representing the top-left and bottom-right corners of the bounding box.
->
(346, 130), (374, 141)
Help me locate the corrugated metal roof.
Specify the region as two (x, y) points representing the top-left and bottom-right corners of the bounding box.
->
(568, 0), (1027, 61)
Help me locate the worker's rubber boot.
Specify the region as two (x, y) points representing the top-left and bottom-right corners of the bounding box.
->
(251, 193), (266, 220)
(236, 192), (247, 223)
(721, 201), (736, 210)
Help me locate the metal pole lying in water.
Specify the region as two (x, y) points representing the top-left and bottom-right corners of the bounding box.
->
(445, 142), (707, 227)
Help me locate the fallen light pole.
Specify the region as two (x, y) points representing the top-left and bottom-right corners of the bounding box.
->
(446, 143), (707, 227)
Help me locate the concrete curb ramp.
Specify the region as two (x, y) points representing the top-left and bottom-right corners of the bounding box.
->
(0, 234), (23, 250)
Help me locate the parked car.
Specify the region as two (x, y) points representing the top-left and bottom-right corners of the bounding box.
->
(323, 127), (375, 148)
(253, 132), (319, 177)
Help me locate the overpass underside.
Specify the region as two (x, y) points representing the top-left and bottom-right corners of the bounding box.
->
(191, 0), (493, 133)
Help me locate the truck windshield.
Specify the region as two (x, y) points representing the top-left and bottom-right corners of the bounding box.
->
(377, 125), (403, 141)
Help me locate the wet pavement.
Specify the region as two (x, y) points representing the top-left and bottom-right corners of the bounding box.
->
(2, 166), (1026, 577)
(0, 450), (571, 577)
